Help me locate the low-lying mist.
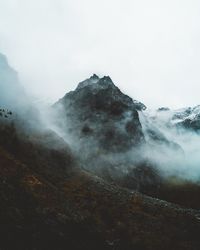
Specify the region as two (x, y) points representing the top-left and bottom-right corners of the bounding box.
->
(139, 110), (200, 183)
(1, 51), (200, 191)
(0, 53), (64, 149)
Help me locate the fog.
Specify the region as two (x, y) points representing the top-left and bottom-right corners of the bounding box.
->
(1, 50), (200, 186)
(139, 110), (200, 182)
(1, 0), (200, 108)
(1, 0), (200, 186)
(0, 53), (26, 109)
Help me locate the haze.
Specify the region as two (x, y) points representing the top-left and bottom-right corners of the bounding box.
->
(0, 0), (200, 108)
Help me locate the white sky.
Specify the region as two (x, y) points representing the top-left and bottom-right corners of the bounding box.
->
(0, 0), (200, 108)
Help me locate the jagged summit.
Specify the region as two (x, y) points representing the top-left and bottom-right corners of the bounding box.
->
(76, 74), (114, 90)
(73, 74), (146, 111)
(90, 73), (99, 80)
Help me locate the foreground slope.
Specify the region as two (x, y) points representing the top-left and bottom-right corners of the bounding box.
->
(0, 125), (200, 250)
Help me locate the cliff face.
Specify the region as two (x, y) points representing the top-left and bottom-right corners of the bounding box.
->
(54, 74), (145, 153)
(52, 75), (163, 193)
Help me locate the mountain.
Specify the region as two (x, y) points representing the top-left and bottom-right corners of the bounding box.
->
(0, 53), (27, 110)
(52, 75), (184, 192)
(53, 74), (182, 155)
(52, 74), (165, 193)
(54, 74), (146, 153)
(1, 56), (200, 250)
(52, 75), (200, 210)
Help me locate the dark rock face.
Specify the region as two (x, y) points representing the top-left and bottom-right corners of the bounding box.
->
(54, 74), (145, 153)
(53, 75), (157, 193)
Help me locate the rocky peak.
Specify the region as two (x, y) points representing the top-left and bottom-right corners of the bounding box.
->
(54, 75), (145, 153)
(76, 74), (115, 91)
(100, 75), (113, 83)
(90, 73), (99, 80)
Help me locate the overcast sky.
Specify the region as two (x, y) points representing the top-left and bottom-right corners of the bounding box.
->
(0, 0), (200, 108)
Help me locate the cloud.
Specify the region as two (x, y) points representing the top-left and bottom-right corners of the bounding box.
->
(0, 0), (200, 108)
(139, 109), (200, 182)
(0, 53), (27, 109)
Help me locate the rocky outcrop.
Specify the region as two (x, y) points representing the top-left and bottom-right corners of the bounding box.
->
(54, 74), (145, 153)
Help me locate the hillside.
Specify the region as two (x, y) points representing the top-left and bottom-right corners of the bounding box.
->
(1, 133), (200, 250)
(1, 53), (200, 249)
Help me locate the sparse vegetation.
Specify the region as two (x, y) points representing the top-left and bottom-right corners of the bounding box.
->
(0, 118), (200, 249)
(0, 108), (12, 118)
